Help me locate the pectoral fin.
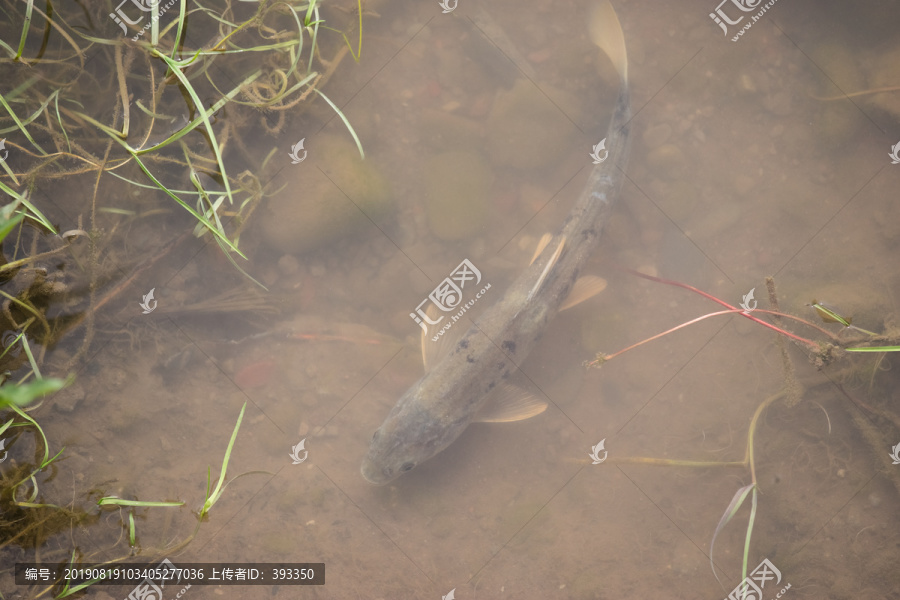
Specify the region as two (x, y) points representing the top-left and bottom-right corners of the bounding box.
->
(474, 383), (548, 423)
(422, 303), (461, 371)
(559, 275), (608, 311)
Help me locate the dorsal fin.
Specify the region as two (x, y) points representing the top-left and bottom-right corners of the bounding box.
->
(421, 303), (463, 371)
(529, 233), (554, 266)
(526, 236), (566, 303)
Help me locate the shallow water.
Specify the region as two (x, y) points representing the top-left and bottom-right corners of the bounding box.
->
(2, 0), (899, 598)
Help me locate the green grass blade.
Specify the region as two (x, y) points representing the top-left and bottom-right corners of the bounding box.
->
(201, 402), (247, 517)
(97, 496), (184, 507)
(0, 181), (58, 233)
(214, 235), (268, 290)
(150, 49), (235, 208)
(810, 301), (851, 327)
(0, 88), (47, 154)
(20, 334), (42, 378)
(738, 487), (759, 599)
(66, 110), (244, 255)
(0, 209), (25, 244)
(136, 70), (262, 154)
(845, 346), (900, 352)
(14, 0), (35, 61)
(0, 377), (69, 409)
(0, 88), (58, 135)
(129, 511), (136, 547)
(305, 3), (322, 73)
(313, 88), (364, 158)
(710, 483), (755, 586)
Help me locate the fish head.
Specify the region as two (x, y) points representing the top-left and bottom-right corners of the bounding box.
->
(361, 385), (469, 485)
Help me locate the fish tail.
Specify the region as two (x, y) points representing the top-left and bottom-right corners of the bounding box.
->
(590, 0), (629, 85)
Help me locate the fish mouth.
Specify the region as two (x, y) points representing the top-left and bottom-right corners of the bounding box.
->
(360, 458), (392, 485)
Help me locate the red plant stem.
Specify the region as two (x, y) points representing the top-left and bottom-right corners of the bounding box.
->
(593, 309), (744, 364)
(621, 268), (819, 349)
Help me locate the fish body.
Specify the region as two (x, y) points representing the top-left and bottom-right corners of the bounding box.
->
(361, 1), (631, 485)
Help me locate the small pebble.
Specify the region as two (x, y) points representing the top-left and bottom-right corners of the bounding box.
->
(278, 254), (300, 275)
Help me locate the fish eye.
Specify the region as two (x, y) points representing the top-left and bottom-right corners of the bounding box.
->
(399, 462), (415, 472)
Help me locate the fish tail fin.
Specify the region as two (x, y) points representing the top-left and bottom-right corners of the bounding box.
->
(590, 0), (628, 84)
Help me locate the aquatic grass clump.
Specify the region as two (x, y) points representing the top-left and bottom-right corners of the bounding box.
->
(590, 273), (900, 591)
(1, 0), (365, 279)
(3, 400), (260, 598)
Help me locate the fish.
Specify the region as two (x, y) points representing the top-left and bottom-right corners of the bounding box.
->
(361, 0), (631, 485)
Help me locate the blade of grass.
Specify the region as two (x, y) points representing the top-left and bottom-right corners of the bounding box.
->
(201, 402), (247, 517)
(710, 483), (755, 586)
(845, 346), (900, 352)
(98, 497), (184, 507)
(0, 182), (58, 233)
(135, 70), (262, 154)
(313, 88), (364, 158)
(66, 110), (243, 255)
(129, 511), (136, 547)
(0, 208), (25, 243)
(0, 88), (47, 154)
(150, 49), (236, 208)
(14, 0), (35, 61)
(738, 487), (759, 599)
(0, 87), (58, 135)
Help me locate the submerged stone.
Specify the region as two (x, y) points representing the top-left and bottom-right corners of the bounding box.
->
(258, 135), (392, 255)
(486, 79), (577, 170)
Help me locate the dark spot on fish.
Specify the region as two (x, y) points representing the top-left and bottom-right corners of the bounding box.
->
(497, 362), (505, 371)
(502, 340), (516, 354)
(400, 462), (415, 473)
(458, 339), (469, 349)
(487, 381), (495, 390)
(467, 355), (475, 363)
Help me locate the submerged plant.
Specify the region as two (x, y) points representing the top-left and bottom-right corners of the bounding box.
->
(589, 272), (900, 591)
(1, 0), (366, 281)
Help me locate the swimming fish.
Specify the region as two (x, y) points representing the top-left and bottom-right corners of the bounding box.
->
(361, 0), (631, 484)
